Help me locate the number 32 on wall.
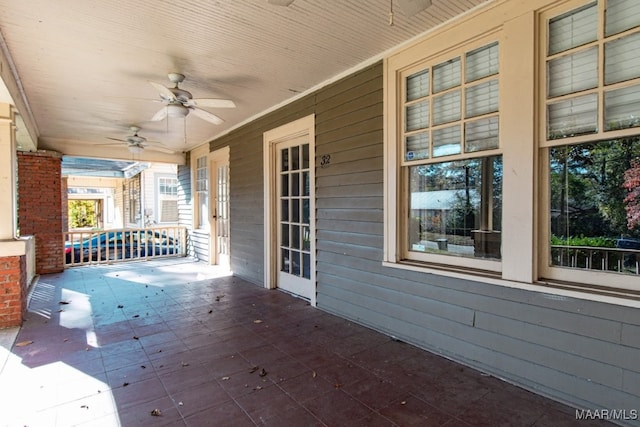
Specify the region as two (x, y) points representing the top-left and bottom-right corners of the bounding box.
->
(320, 154), (331, 168)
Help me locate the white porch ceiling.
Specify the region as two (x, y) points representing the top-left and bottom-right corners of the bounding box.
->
(0, 0), (487, 164)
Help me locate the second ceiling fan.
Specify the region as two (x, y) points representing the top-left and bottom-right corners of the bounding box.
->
(149, 72), (236, 125)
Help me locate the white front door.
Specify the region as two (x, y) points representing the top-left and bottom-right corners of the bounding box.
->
(276, 136), (313, 300)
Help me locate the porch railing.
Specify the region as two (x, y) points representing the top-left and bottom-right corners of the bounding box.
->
(551, 245), (640, 275)
(64, 226), (187, 267)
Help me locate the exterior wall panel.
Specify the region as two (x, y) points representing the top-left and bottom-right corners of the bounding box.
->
(203, 59), (640, 421)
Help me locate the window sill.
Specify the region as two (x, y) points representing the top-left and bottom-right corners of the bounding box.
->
(382, 260), (640, 308)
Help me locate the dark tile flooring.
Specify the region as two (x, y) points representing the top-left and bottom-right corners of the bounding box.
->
(0, 259), (613, 426)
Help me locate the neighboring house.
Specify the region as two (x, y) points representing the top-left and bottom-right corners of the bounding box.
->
(179, 0), (640, 421)
(64, 159), (178, 230)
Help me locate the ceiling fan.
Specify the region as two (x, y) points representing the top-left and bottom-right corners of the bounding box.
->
(102, 126), (175, 154)
(149, 73), (236, 125)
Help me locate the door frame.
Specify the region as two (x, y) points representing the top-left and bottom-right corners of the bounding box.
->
(263, 114), (316, 306)
(209, 146), (230, 268)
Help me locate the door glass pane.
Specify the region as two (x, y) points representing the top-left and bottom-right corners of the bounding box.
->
(291, 251), (300, 276)
(281, 223), (289, 247)
(303, 171), (310, 196)
(548, 2), (597, 55)
(302, 144), (309, 169)
(291, 146), (300, 171)
(281, 173), (289, 196)
(547, 93), (598, 139)
(291, 225), (300, 250)
(281, 248), (290, 272)
(291, 172), (300, 196)
(303, 253), (311, 279)
(292, 198), (300, 223)
(605, 32), (640, 85)
(281, 148), (289, 171)
(302, 225), (310, 250)
(547, 47), (598, 98)
(281, 199), (289, 222)
(303, 199), (310, 224)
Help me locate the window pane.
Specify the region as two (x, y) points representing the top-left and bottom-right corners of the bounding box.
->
(407, 69), (430, 101)
(548, 2), (597, 55)
(605, 0), (640, 36)
(292, 198), (300, 223)
(291, 146), (300, 171)
(281, 173), (289, 196)
(303, 171), (310, 196)
(466, 42), (499, 82)
(291, 250), (301, 276)
(549, 138), (640, 275)
(302, 199), (310, 224)
(604, 85), (640, 131)
(547, 93), (598, 139)
(303, 253), (311, 279)
(281, 199), (289, 222)
(408, 156), (502, 259)
(466, 79), (498, 117)
(281, 248), (290, 272)
(433, 90), (461, 125)
(465, 117), (499, 152)
(302, 144), (309, 169)
(547, 47), (598, 98)
(406, 101), (429, 131)
(605, 32), (640, 85)
(406, 133), (430, 161)
(281, 148), (289, 171)
(302, 226), (311, 250)
(281, 223), (289, 247)
(433, 57), (460, 93)
(291, 172), (300, 197)
(292, 225), (300, 250)
(433, 125), (461, 157)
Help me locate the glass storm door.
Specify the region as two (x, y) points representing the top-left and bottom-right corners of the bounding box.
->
(277, 137), (314, 300)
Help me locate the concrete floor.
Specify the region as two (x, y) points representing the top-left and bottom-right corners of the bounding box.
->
(0, 258), (613, 426)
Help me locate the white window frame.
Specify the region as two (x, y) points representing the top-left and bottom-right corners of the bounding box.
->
(191, 144), (210, 231)
(538, 0), (640, 291)
(156, 175), (178, 224)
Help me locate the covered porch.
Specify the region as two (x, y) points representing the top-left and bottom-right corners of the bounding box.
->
(0, 259), (610, 426)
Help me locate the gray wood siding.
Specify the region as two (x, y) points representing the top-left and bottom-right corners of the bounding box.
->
(206, 61), (640, 420)
(177, 156), (196, 257)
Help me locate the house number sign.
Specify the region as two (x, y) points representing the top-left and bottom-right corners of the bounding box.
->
(320, 154), (331, 168)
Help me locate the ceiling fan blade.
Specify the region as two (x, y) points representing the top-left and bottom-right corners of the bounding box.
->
(149, 81), (176, 102)
(189, 106), (224, 125)
(151, 106), (168, 122)
(186, 98), (236, 108)
(106, 137), (127, 142)
(266, 0), (295, 5)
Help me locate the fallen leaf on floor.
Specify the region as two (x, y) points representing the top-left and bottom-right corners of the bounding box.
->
(63, 338), (69, 342)
(401, 401), (407, 405)
(249, 366), (259, 373)
(117, 305), (124, 309)
(208, 310), (213, 314)
(123, 382), (129, 387)
(132, 315), (140, 318)
(178, 402), (183, 406)
(312, 371), (317, 378)
(15, 340), (33, 347)
(222, 376), (230, 381)
(215, 295), (225, 302)
(253, 319), (263, 324)
(334, 382), (342, 389)
(57, 309), (64, 313)
(254, 386), (263, 391)
(141, 365), (146, 369)
(59, 301), (70, 305)
(133, 336), (139, 340)
(150, 409), (162, 417)
(81, 405), (89, 409)
(259, 368), (268, 377)
(181, 362), (189, 367)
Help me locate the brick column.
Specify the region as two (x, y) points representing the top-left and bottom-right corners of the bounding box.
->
(17, 151), (64, 274)
(0, 256), (26, 328)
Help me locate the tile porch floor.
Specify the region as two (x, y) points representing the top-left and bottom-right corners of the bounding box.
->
(0, 258), (613, 426)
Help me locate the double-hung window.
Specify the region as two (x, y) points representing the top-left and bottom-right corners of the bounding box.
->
(157, 176), (178, 223)
(540, 0), (640, 290)
(395, 39), (502, 272)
